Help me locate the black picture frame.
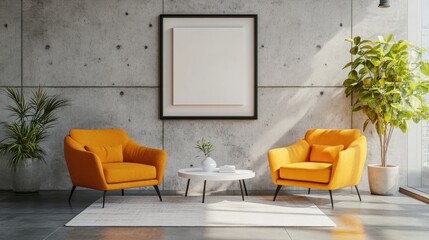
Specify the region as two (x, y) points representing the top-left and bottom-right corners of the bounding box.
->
(160, 14), (258, 120)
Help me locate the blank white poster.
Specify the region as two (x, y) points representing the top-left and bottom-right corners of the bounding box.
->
(173, 27), (246, 106)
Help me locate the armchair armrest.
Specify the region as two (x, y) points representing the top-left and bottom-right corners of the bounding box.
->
(328, 136), (367, 189)
(267, 139), (310, 184)
(123, 139), (167, 184)
(64, 136), (108, 190)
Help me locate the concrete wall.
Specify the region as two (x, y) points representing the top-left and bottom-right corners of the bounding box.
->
(0, 0), (408, 191)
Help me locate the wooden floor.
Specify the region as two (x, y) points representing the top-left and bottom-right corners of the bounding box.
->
(0, 189), (428, 240)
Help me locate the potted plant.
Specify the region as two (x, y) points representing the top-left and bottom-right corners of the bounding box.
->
(195, 138), (216, 172)
(343, 34), (429, 195)
(0, 88), (69, 192)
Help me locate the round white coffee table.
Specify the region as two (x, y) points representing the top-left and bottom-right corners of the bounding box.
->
(177, 168), (255, 203)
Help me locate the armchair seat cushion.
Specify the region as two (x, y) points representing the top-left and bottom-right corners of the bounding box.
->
(279, 162), (332, 184)
(103, 162), (156, 184)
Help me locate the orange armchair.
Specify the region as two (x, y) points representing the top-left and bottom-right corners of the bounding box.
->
(268, 129), (367, 208)
(64, 129), (167, 208)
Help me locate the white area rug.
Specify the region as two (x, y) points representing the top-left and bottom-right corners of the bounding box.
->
(66, 195), (336, 227)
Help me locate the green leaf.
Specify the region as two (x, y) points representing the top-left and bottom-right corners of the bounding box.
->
(365, 60), (374, 69)
(348, 70), (358, 80)
(345, 87), (353, 97)
(343, 62), (353, 69)
(363, 119), (370, 131)
(370, 59), (381, 67)
(350, 46), (359, 55)
(352, 106), (362, 112)
(409, 95), (422, 110)
(391, 103), (404, 110)
(352, 61), (362, 70)
(359, 67), (368, 75)
(384, 112), (391, 122)
(365, 49), (379, 55)
(385, 33), (393, 43)
(387, 89), (401, 95)
(399, 121), (408, 133)
(343, 78), (356, 87)
(420, 63), (429, 76)
(354, 36), (361, 45)
(398, 42), (408, 51)
(345, 38), (353, 43)
(360, 45), (373, 50)
(363, 77), (372, 87)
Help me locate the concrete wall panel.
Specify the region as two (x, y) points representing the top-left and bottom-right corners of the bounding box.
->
(22, 0), (161, 87)
(0, 0), (21, 86)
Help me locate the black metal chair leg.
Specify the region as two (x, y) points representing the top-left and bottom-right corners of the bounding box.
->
(185, 179), (190, 197)
(68, 185), (76, 203)
(121, 189), (124, 196)
(102, 191), (107, 208)
(355, 185), (362, 202)
(308, 188), (311, 194)
(154, 185), (162, 202)
(202, 180), (206, 203)
(239, 180), (244, 201)
(242, 180), (248, 196)
(329, 190), (334, 208)
(273, 185), (282, 201)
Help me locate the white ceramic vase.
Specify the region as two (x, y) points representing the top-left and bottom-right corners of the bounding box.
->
(368, 164), (399, 195)
(202, 157), (217, 172)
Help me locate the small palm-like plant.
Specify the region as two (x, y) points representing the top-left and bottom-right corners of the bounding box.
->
(195, 138), (214, 157)
(0, 88), (69, 171)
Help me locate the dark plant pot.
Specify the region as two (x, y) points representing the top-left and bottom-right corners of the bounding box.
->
(13, 159), (41, 193)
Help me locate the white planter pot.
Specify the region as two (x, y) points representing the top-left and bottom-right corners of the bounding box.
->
(368, 164), (399, 195)
(202, 157), (217, 172)
(13, 158), (40, 193)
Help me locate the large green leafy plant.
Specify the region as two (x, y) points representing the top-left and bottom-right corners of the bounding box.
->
(0, 88), (69, 171)
(343, 34), (429, 167)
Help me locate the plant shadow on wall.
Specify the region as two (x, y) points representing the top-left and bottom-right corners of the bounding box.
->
(0, 88), (69, 192)
(343, 34), (429, 195)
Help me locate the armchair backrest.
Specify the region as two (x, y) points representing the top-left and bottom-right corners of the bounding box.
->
(305, 128), (361, 149)
(69, 129), (129, 148)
